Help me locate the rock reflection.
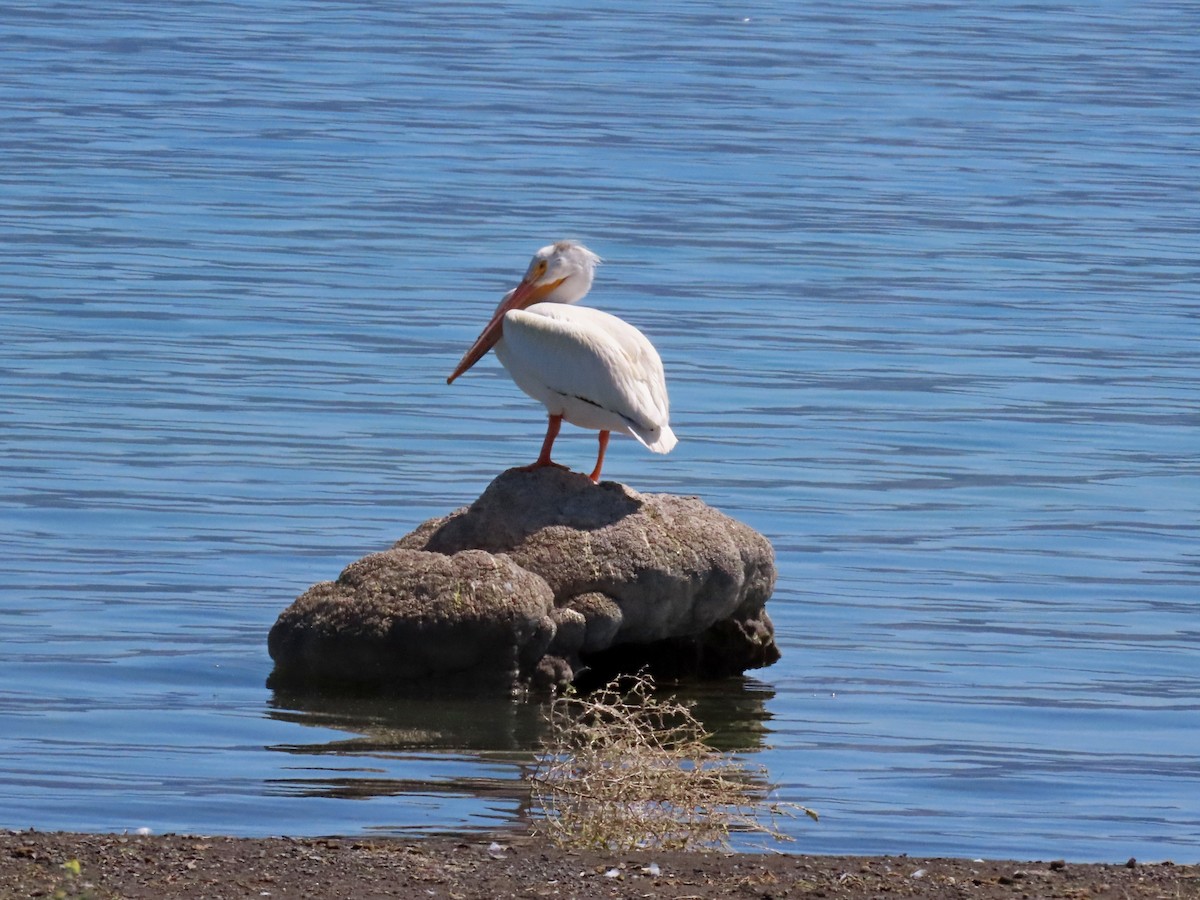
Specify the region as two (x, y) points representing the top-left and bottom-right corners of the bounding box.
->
(664, 676), (777, 754)
(266, 690), (549, 753)
(263, 677), (777, 807)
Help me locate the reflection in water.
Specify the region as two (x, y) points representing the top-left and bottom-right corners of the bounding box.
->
(659, 677), (777, 754)
(264, 677), (776, 811)
(264, 690), (546, 832)
(266, 690), (550, 753)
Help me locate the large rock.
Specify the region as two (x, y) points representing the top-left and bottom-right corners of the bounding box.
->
(269, 468), (780, 693)
(268, 548), (556, 691)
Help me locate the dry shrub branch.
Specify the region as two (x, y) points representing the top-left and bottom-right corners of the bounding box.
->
(529, 673), (816, 851)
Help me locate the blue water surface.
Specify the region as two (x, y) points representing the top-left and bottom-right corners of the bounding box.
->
(2, 1), (1198, 861)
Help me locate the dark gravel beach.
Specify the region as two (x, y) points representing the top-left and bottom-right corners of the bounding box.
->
(3, 830), (1195, 900)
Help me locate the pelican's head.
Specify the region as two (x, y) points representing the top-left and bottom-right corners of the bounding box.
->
(447, 240), (601, 384)
(516, 240), (601, 306)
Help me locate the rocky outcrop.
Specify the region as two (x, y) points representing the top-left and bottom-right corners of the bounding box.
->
(268, 549), (556, 690)
(268, 468), (780, 694)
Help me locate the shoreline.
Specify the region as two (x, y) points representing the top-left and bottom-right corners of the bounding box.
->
(3, 830), (1195, 899)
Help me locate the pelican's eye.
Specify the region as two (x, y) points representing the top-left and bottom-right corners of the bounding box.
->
(529, 258), (549, 281)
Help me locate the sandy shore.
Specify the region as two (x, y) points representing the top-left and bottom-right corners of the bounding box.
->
(3, 830), (1196, 899)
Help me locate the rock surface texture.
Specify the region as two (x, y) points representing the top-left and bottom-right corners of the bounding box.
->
(268, 468), (780, 693)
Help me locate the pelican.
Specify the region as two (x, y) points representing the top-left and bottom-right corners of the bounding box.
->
(447, 241), (676, 482)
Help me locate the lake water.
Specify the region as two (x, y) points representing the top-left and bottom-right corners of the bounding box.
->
(2, 0), (1197, 863)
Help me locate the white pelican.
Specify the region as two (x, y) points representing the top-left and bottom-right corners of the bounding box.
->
(448, 241), (676, 482)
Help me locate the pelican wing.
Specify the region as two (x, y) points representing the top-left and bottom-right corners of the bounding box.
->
(503, 304), (675, 451)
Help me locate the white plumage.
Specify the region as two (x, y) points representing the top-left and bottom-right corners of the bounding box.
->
(498, 304), (676, 452)
(448, 241), (676, 481)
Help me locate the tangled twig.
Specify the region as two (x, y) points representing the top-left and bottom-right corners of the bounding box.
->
(528, 673), (816, 851)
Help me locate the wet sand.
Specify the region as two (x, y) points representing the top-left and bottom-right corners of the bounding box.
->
(3, 830), (1195, 899)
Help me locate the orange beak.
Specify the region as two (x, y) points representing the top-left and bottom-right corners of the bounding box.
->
(446, 275), (564, 384)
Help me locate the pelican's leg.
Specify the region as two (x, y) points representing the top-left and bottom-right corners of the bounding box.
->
(520, 414), (569, 472)
(588, 430), (611, 483)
